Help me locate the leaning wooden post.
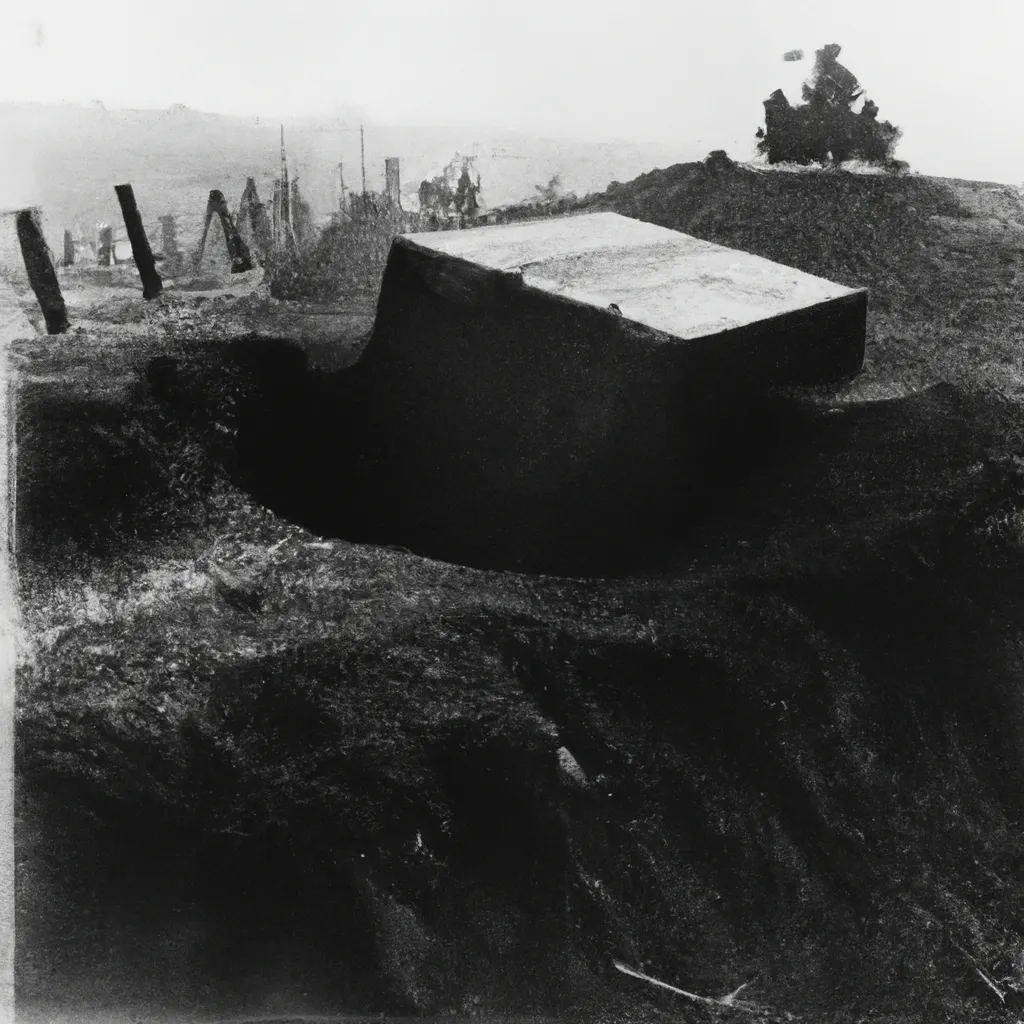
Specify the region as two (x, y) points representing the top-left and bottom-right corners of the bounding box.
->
(114, 183), (163, 299)
(196, 190), (253, 274)
(15, 209), (69, 335)
(211, 188), (254, 273)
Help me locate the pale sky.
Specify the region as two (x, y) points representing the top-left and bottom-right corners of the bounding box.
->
(1, 0), (1022, 184)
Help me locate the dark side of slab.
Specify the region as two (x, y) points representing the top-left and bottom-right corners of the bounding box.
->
(339, 214), (866, 575)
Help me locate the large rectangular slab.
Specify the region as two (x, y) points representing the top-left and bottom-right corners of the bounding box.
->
(410, 212), (860, 339)
(350, 212), (867, 575)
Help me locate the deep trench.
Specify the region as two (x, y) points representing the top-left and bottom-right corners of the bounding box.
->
(207, 335), (845, 578)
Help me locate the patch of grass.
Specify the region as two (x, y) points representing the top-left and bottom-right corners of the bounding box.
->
(268, 217), (398, 301)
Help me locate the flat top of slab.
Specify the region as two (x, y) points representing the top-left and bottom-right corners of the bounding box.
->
(400, 212), (862, 340)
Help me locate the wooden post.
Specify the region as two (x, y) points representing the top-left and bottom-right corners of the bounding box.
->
(290, 178), (302, 246)
(15, 209), (69, 334)
(62, 230), (74, 267)
(385, 157), (401, 211)
(360, 124), (367, 215)
(196, 190), (254, 274)
(114, 184), (163, 299)
(98, 225), (113, 266)
(158, 214), (182, 276)
(239, 179), (272, 257)
(279, 125), (293, 249)
(272, 179), (281, 247)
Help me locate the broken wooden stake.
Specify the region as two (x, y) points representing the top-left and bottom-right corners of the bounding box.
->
(114, 183), (163, 299)
(238, 177), (272, 260)
(15, 209), (69, 335)
(196, 189), (254, 274)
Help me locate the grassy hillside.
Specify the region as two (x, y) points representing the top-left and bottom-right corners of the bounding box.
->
(13, 161), (1024, 1023)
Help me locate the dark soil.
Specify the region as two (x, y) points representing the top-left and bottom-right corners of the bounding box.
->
(14, 164), (1024, 1023)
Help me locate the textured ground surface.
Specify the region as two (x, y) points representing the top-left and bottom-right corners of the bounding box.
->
(11, 164), (1024, 1024)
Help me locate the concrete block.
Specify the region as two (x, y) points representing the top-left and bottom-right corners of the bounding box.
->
(352, 212), (866, 574)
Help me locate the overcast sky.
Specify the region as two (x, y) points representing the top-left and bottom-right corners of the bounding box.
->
(1, 0), (1022, 184)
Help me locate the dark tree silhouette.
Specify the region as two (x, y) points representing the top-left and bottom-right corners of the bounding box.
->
(419, 156), (481, 226)
(756, 44), (902, 167)
(418, 176), (455, 219)
(418, 179), (432, 212)
(454, 167), (481, 218)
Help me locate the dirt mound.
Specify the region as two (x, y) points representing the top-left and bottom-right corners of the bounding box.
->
(583, 161), (1024, 396)
(16, 164), (1024, 1021)
(18, 355), (1024, 1019)
(586, 161), (962, 286)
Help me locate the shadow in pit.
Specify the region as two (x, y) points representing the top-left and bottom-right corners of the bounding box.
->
(197, 338), (815, 576)
(195, 337), (1009, 579)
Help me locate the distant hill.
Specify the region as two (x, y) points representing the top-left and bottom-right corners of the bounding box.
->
(0, 101), (691, 255)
